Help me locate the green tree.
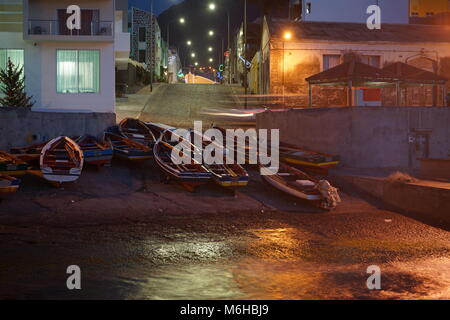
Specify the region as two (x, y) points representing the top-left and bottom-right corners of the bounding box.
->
(0, 58), (34, 108)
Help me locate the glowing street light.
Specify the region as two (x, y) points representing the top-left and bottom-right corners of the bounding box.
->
(209, 3), (216, 10)
(179, 17), (185, 24)
(194, 62), (198, 66)
(187, 40), (192, 46)
(208, 47), (213, 52)
(209, 58), (213, 62)
(208, 30), (214, 36)
(283, 31), (293, 40)
(191, 53), (196, 58)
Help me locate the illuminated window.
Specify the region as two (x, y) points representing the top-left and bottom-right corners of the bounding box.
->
(425, 12), (434, 16)
(57, 50), (100, 93)
(0, 49), (24, 91)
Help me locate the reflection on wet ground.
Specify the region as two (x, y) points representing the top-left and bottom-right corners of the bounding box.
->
(1, 221), (449, 300)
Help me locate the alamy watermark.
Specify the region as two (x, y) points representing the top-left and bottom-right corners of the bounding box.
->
(168, 121), (280, 175)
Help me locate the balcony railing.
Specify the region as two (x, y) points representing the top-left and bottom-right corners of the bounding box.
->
(28, 20), (113, 36)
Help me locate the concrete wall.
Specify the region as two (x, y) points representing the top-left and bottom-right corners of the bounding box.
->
(0, 108), (116, 150)
(256, 107), (450, 168)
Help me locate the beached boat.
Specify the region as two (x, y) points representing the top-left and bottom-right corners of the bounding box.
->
(145, 122), (176, 140)
(0, 150), (30, 176)
(154, 129), (212, 191)
(279, 142), (340, 172)
(119, 118), (156, 146)
(0, 174), (20, 196)
(40, 136), (84, 184)
(260, 163), (340, 210)
(10, 142), (47, 163)
(189, 129), (249, 188)
(75, 135), (113, 167)
(104, 132), (153, 161)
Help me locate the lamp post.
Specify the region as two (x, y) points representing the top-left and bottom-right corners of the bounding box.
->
(282, 31), (292, 105)
(166, 17), (185, 51)
(166, 17), (185, 83)
(209, 2), (231, 84)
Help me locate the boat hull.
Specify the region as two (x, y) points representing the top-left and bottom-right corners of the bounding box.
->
(40, 137), (84, 184)
(262, 174), (322, 201)
(0, 175), (20, 196)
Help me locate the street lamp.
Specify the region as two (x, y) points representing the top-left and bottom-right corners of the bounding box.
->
(283, 31), (292, 40)
(167, 17), (186, 48)
(209, 58), (213, 62)
(194, 62), (198, 66)
(208, 30), (214, 36)
(208, 2), (231, 85)
(187, 40), (192, 46)
(282, 30), (293, 104)
(208, 47), (213, 52)
(191, 53), (196, 58)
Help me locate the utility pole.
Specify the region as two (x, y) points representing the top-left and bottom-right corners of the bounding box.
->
(150, 0), (153, 92)
(244, 0), (248, 109)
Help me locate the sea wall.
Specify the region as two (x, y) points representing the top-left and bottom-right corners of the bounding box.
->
(256, 107), (450, 168)
(0, 108), (116, 150)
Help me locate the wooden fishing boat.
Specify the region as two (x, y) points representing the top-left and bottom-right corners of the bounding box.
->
(119, 118), (156, 146)
(145, 122), (175, 140)
(154, 129), (212, 191)
(0, 174), (20, 196)
(104, 132), (153, 161)
(0, 150), (30, 176)
(260, 163), (340, 210)
(75, 135), (113, 167)
(40, 136), (84, 184)
(279, 142), (340, 172)
(189, 129), (249, 188)
(10, 142), (47, 163)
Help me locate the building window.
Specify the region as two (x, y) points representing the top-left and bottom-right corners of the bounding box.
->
(323, 55), (340, 70)
(138, 50), (146, 63)
(0, 49), (24, 71)
(411, 12), (419, 16)
(361, 55), (381, 68)
(425, 12), (434, 16)
(57, 50), (100, 93)
(0, 49), (24, 91)
(138, 27), (146, 42)
(306, 2), (312, 14)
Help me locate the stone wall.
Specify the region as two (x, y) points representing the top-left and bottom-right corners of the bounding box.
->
(0, 108), (116, 150)
(256, 107), (450, 169)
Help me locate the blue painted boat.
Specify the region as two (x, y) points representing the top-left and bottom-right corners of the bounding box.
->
(104, 132), (153, 161)
(75, 135), (113, 167)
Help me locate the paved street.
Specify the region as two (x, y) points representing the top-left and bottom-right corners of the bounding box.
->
(1, 84), (450, 300)
(117, 83), (247, 128)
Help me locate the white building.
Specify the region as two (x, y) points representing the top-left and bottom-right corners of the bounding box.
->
(291, 0), (410, 24)
(0, 0), (129, 113)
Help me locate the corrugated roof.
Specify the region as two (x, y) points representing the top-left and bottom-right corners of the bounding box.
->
(268, 20), (450, 43)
